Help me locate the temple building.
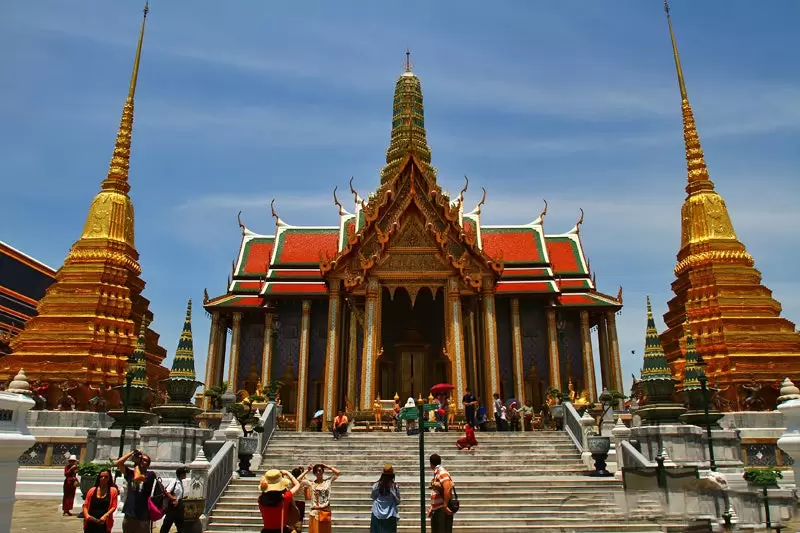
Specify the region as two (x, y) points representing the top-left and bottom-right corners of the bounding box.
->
(0, 241), (56, 356)
(659, 4), (800, 410)
(204, 55), (624, 429)
(0, 4), (168, 407)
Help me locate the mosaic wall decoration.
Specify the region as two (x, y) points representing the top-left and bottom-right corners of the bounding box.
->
(745, 443), (778, 467)
(51, 443), (83, 466)
(237, 319), (265, 389)
(18, 442), (47, 466)
(274, 301), (302, 379)
(519, 300), (547, 383)
(308, 299), (330, 415)
(783, 452), (794, 466)
(495, 297), (514, 399)
(558, 310), (584, 392)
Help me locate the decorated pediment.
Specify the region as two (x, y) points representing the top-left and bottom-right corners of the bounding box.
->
(321, 156), (502, 292)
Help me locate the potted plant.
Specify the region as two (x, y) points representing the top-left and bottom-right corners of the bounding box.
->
(203, 381), (228, 411)
(262, 379), (284, 402)
(743, 467), (782, 488)
(77, 461), (116, 498)
(228, 395), (266, 477)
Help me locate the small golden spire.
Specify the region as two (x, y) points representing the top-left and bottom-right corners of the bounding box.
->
(663, 1), (714, 195)
(101, 0), (149, 196)
(404, 48), (413, 72)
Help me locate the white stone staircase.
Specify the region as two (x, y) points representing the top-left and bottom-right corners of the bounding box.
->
(206, 431), (679, 532)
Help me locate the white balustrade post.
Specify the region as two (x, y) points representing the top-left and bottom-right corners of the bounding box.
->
(776, 378), (800, 485)
(188, 447), (211, 529)
(0, 390), (36, 533)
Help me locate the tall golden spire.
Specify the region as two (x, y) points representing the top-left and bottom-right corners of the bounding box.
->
(78, 1), (149, 252)
(380, 49), (435, 183)
(3, 1), (169, 395)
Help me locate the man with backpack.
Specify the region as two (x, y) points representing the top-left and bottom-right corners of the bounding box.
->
(427, 453), (456, 533)
(161, 467), (188, 533)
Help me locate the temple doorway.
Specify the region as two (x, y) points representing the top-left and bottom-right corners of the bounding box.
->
(378, 286), (445, 402)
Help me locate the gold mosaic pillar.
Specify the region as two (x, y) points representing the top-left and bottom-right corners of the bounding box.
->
(361, 277), (381, 410)
(214, 317), (228, 386)
(296, 300), (312, 431)
(447, 277), (467, 403)
(346, 307), (358, 408)
(606, 311), (623, 393)
(580, 310), (597, 401)
(203, 312), (222, 409)
(226, 312), (242, 393)
(261, 313), (274, 387)
(510, 298), (525, 404)
(546, 308), (562, 392)
(597, 315), (610, 390)
(482, 278), (500, 415)
(323, 282), (342, 423)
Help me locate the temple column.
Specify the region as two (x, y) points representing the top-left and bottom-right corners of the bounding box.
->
(597, 315), (610, 390)
(510, 298), (525, 404)
(467, 304), (478, 392)
(346, 307), (358, 409)
(606, 311), (623, 393)
(296, 300), (312, 431)
(203, 312), (222, 409)
(447, 278), (467, 403)
(261, 313), (274, 388)
(546, 308), (562, 393)
(225, 312), (242, 393)
(580, 310), (597, 401)
(322, 282), (342, 424)
(361, 278), (381, 410)
(481, 278), (501, 415)
(214, 318), (227, 386)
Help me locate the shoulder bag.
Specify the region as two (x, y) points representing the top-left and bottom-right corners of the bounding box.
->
(147, 475), (167, 521)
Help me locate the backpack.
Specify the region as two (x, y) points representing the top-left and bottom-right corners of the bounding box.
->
(447, 484), (460, 514)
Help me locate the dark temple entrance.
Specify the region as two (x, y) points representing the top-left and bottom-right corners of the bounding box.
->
(378, 287), (446, 402)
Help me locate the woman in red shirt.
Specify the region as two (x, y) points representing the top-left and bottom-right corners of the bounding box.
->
(62, 455), (79, 516)
(456, 422), (478, 451)
(258, 469), (300, 533)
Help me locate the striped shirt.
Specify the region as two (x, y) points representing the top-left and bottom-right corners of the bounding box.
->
(430, 465), (452, 512)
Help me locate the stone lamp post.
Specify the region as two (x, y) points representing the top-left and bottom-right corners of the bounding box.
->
(776, 378), (800, 483)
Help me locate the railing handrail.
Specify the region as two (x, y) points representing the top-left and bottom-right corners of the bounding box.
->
(619, 439), (654, 468)
(258, 402), (277, 455)
(205, 439), (235, 513)
(563, 401), (584, 452)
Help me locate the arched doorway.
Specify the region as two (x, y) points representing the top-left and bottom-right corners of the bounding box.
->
(377, 286), (446, 402)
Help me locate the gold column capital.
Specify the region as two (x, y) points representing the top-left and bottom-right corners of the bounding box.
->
(232, 311), (243, 326)
(302, 300), (311, 313)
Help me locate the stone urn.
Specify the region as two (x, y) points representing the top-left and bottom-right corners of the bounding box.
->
(550, 404), (565, 419)
(79, 475), (97, 499)
(586, 435), (612, 477)
(182, 497), (206, 521)
(237, 436), (259, 477)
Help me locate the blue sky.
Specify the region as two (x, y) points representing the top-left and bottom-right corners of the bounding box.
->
(3, 1), (799, 395)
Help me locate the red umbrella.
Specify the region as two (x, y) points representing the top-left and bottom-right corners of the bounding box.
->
(430, 383), (455, 395)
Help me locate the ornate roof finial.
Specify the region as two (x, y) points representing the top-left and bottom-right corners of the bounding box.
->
(474, 187), (487, 214)
(203, 288), (209, 304)
(532, 199), (548, 225)
(405, 48), (413, 72)
(270, 198), (286, 227)
(333, 186), (346, 216)
(237, 210), (246, 236)
(568, 208), (584, 234)
(457, 175), (469, 205)
(616, 285), (623, 304)
(348, 177), (362, 204)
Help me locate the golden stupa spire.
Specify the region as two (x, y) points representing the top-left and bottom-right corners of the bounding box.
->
(664, 1), (714, 197)
(78, 1), (149, 252)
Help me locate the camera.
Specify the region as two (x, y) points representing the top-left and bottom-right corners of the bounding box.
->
(132, 449), (142, 461)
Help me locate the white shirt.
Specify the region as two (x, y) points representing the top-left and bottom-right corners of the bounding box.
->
(167, 479), (184, 502)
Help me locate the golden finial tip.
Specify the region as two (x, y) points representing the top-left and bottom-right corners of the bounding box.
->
(144, 0), (150, 16)
(404, 48), (413, 72)
(664, 0), (670, 14)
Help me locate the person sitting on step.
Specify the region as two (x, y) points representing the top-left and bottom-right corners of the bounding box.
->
(332, 410), (349, 440)
(456, 422), (478, 451)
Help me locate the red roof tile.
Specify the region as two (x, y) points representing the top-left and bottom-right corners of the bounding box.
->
(274, 229), (338, 266)
(239, 238), (274, 276)
(499, 267), (551, 280)
(230, 280), (263, 293)
(558, 293), (617, 307)
(545, 237), (584, 275)
(482, 228), (545, 264)
(557, 279), (592, 290)
(496, 281), (556, 294)
(263, 282), (328, 296)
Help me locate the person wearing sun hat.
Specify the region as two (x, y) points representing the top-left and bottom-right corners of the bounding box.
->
(370, 464), (400, 532)
(258, 469), (300, 533)
(62, 454), (79, 516)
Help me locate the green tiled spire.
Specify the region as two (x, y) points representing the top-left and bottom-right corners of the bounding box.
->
(682, 322), (705, 390)
(641, 296), (672, 381)
(128, 319), (148, 386)
(170, 298), (196, 381)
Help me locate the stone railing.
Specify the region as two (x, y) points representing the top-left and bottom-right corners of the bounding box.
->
(563, 402), (585, 452)
(205, 439), (236, 515)
(258, 402), (278, 456)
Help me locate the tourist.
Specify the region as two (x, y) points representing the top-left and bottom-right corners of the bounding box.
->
(461, 387), (477, 428)
(160, 467), (189, 533)
(427, 453), (455, 533)
(332, 410), (348, 440)
(291, 466), (310, 529)
(115, 449), (158, 533)
(508, 401), (521, 432)
(370, 464), (400, 533)
(493, 393), (503, 431)
(476, 405), (487, 432)
(62, 454), (79, 516)
(82, 468), (118, 533)
(258, 469), (300, 533)
(456, 422), (478, 451)
(391, 401), (401, 432)
(296, 463), (340, 533)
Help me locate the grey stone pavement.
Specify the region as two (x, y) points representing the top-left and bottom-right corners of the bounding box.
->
(10, 499), (800, 532)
